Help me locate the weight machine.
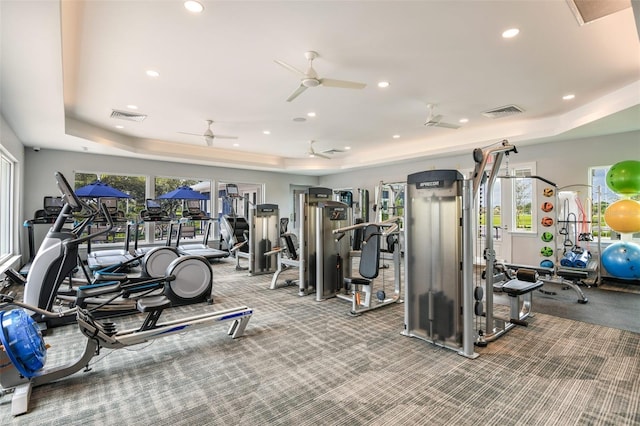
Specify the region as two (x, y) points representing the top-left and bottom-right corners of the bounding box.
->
(402, 141), (543, 358)
(332, 217), (402, 315)
(298, 187), (352, 300)
(230, 204), (280, 275)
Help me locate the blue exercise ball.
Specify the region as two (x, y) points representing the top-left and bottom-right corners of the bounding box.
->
(601, 241), (640, 280)
(0, 309), (47, 378)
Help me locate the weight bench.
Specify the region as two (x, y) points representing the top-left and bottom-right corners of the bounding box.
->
(499, 268), (543, 326)
(555, 267), (590, 304)
(503, 262), (588, 304)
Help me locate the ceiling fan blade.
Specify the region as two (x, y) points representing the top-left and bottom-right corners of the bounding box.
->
(274, 59), (306, 77)
(286, 84), (308, 102)
(435, 122), (460, 130)
(214, 135), (238, 140)
(177, 131), (204, 137)
(320, 78), (366, 89)
(425, 114), (460, 129)
(311, 151), (331, 159)
(322, 148), (344, 154)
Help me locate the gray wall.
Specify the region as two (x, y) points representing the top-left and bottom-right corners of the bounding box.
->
(9, 123), (640, 268)
(319, 131), (640, 193)
(22, 149), (318, 262)
(319, 131), (640, 263)
(23, 149), (319, 218)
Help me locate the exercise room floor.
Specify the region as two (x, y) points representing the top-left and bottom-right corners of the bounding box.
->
(1, 257), (639, 425)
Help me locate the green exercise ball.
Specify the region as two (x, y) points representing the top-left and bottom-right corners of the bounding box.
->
(540, 246), (554, 257)
(541, 232), (554, 242)
(606, 160), (640, 195)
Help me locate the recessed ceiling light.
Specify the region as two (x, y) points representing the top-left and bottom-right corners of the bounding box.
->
(392, 134), (400, 139)
(378, 81), (390, 88)
(233, 143), (239, 147)
(562, 94), (575, 100)
(459, 118), (469, 123)
(344, 146), (351, 150)
(115, 125), (124, 129)
(146, 69), (160, 78)
(127, 105), (138, 110)
(263, 130), (271, 135)
(502, 28), (520, 38)
(184, 1), (204, 13)
(307, 112), (316, 117)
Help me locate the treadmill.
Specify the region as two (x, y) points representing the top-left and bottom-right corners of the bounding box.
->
(135, 199), (172, 255)
(86, 197), (136, 271)
(175, 200), (229, 261)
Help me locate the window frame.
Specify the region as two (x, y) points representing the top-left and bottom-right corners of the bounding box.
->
(508, 162), (537, 234)
(0, 149), (15, 264)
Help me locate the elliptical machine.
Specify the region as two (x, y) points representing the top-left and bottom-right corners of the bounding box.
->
(22, 172), (215, 329)
(0, 172), (253, 415)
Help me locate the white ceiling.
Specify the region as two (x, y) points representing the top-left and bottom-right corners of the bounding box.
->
(1, 0), (639, 175)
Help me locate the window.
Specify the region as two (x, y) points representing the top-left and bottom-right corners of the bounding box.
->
(75, 172), (147, 246)
(154, 176), (209, 243)
(0, 151), (14, 263)
(511, 165), (535, 233)
(217, 181), (263, 219)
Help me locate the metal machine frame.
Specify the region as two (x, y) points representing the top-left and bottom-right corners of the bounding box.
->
(233, 204), (280, 275)
(298, 188), (352, 300)
(402, 141), (540, 358)
(332, 217), (403, 315)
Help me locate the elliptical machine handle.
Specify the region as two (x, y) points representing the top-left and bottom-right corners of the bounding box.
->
(68, 201), (115, 246)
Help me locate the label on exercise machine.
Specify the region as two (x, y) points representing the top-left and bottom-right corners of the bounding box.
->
(328, 207), (347, 221)
(408, 170), (464, 196)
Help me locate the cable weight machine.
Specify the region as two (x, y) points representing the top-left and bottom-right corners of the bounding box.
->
(403, 141), (542, 358)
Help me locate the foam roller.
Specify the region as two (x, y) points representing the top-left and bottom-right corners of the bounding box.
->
(516, 268), (539, 282)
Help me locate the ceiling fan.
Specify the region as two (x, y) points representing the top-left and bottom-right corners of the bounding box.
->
(424, 104), (460, 129)
(275, 51), (367, 102)
(308, 140), (331, 159)
(178, 120), (238, 147)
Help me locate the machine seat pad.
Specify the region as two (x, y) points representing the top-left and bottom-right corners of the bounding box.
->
(556, 268), (589, 280)
(137, 295), (171, 313)
(502, 279), (543, 296)
(94, 272), (128, 282)
(344, 277), (372, 286)
(77, 282), (122, 298)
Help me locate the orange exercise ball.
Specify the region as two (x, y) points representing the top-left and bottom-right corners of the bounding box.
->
(604, 199), (640, 234)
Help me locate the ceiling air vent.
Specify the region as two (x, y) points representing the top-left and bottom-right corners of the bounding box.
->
(110, 109), (147, 122)
(481, 105), (524, 119)
(566, 0), (631, 25)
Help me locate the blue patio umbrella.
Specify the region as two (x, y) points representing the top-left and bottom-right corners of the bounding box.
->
(158, 186), (208, 200)
(75, 181), (131, 198)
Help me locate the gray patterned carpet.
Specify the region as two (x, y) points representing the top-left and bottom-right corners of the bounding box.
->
(1, 258), (639, 425)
